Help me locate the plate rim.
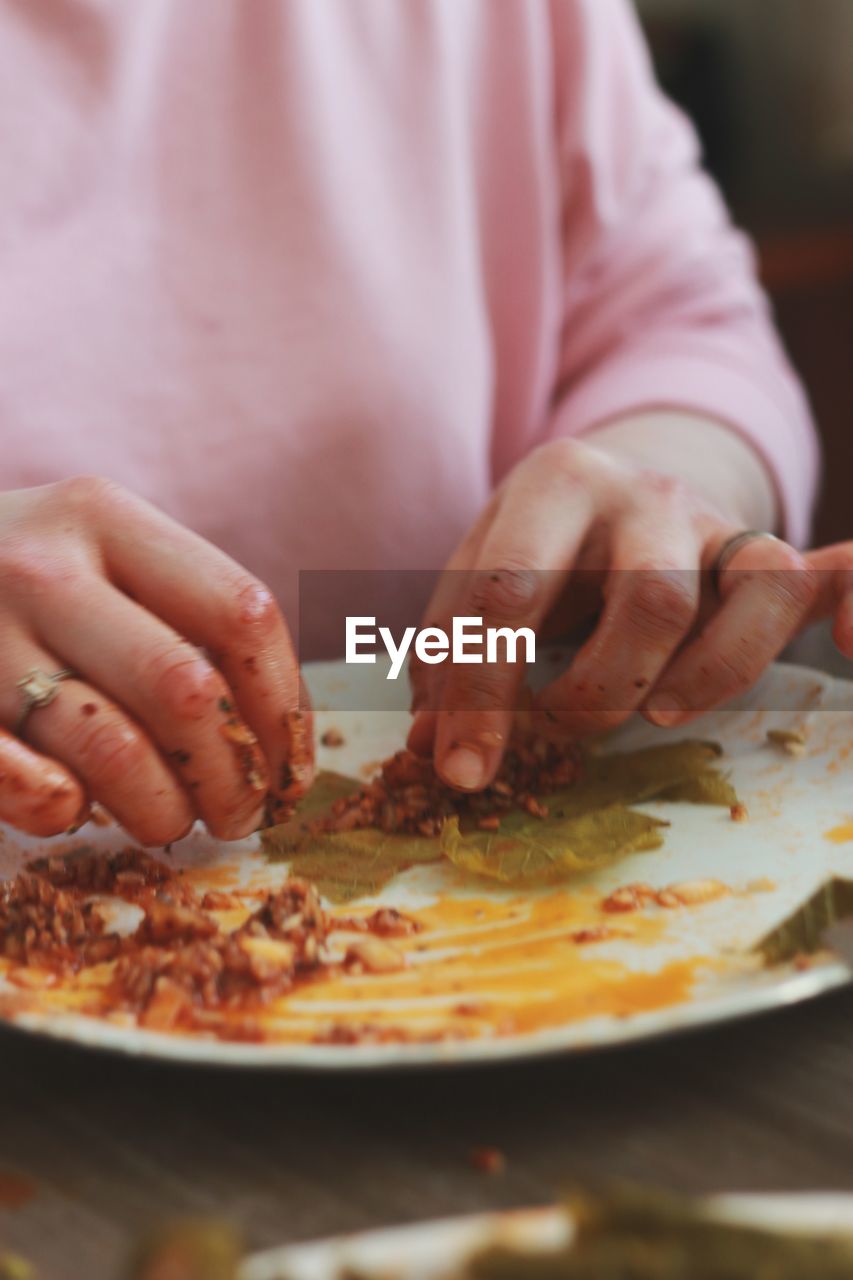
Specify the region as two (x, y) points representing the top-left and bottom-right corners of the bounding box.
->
(1, 954), (847, 1073)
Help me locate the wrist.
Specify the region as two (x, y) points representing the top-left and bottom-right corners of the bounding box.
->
(580, 410), (779, 532)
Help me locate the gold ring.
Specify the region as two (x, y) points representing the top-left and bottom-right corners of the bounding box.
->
(711, 530), (783, 595)
(15, 668), (76, 736)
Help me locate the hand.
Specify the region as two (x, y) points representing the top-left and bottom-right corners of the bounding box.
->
(408, 436), (817, 790)
(0, 477), (311, 841)
(803, 543), (853, 657)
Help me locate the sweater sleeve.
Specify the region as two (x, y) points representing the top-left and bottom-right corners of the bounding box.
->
(546, 0), (820, 545)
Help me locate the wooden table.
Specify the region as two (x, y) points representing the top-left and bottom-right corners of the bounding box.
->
(1, 629), (851, 1280)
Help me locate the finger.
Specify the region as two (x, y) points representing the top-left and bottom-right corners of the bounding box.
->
(0, 648), (194, 846)
(80, 480), (311, 805)
(32, 583), (269, 840)
(644, 537), (818, 725)
(804, 545), (853, 656)
(534, 487), (705, 736)
(406, 709), (438, 758)
(835, 588), (853, 658)
(0, 728), (85, 837)
(805, 544), (853, 575)
(406, 511), (498, 757)
(408, 494), (499, 719)
(434, 448), (598, 790)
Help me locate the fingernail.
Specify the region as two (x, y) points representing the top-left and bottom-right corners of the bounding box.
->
(66, 801), (92, 834)
(645, 693), (687, 727)
(442, 745), (487, 791)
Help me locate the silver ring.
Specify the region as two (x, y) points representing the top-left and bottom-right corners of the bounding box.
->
(15, 668), (76, 736)
(711, 530), (783, 595)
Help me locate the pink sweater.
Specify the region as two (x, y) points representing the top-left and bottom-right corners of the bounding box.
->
(0, 0), (818, 633)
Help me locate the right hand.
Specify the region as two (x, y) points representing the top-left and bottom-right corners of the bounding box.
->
(804, 542), (853, 658)
(0, 477), (311, 843)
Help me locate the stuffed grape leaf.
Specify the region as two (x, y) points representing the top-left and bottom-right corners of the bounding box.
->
(263, 742), (739, 899)
(441, 807), (668, 885)
(261, 771), (441, 904)
(440, 741), (735, 887)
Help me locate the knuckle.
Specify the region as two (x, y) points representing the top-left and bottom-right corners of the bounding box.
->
(706, 646), (756, 697)
(141, 644), (226, 721)
(539, 436), (621, 490)
(731, 541), (809, 582)
(535, 438), (576, 471)
(0, 543), (87, 601)
(727, 544), (819, 622)
(636, 471), (688, 505)
(572, 704), (629, 733)
(222, 577), (281, 638)
(7, 557), (85, 601)
(54, 473), (125, 513)
(547, 676), (630, 732)
(773, 564), (820, 615)
(530, 440), (589, 494)
(624, 572), (696, 639)
(446, 667), (507, 713)
(535, 437), (584, 476)
(71, 717), (151, 790)
(0, 550), (51, 597)
(469, 565), (541, 625)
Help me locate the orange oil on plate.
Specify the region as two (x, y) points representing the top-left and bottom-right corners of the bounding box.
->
(0, 888), (710, 1046)
(825, 822), (853, 845)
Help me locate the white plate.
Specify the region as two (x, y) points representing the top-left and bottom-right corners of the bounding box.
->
(241, 1194), (853, 1280)
(0, 660), (852, 1069)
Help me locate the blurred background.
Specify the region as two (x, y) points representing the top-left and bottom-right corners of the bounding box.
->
(636, 0), (853, 546)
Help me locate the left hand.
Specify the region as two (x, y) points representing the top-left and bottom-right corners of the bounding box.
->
(408, 436), (820, 791)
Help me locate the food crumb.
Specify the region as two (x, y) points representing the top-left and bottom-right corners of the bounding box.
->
(664, 879), (729, 906)
(745, 877), (775, 895)
(766, 728), (806, 756)
(468, 1146), (506, 1176)
(570, 926), (616, 944)
(602, 884), (655, 914)
(604, 880), (729, 912)
(321, 728), (346, 748)
(730, 802), (749, 823)
(454, 1001), (488, 1018)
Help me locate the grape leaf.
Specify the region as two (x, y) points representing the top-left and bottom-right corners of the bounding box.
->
(441, 807), (667, 885)
(261, 771), (441, 904)
(555, 741), (726, 815)
(440, 741), (735, 887)
(262, 743), (737, 899)
(260, 771), (360, 856)
(468, 1185), (853, 1278)
(656, 771), (738, 807)
(756, 877), (853, 965)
